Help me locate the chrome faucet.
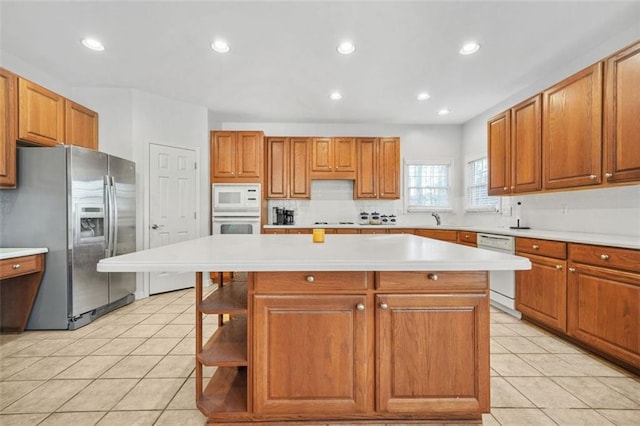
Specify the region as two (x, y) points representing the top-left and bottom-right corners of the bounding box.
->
(431, 212), (441, 226)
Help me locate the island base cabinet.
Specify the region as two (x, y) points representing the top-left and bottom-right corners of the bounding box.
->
(376, 294), (490, 415)
(253, 294), (371, 416)
(567, 264), (640, 369)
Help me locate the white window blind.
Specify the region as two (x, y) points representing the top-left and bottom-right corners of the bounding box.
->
(404, 161), (452, 211)
(466, 157), (499, 211)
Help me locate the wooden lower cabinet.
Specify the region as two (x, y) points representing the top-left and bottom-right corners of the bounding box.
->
(568, 262), (640, 369)
(415, 229), (458, 242)
(516, 253), (567, 332)
(0, 253), (45, 333)
(253, 294), (371, 415)
(376, 293), (489, 414)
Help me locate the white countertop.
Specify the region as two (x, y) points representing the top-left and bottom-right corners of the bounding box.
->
(264, 224), (640, 250)
(0, 248), (48, 260)
(97, 234), (530, 273)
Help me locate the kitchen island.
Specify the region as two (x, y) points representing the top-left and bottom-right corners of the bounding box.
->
(98, 234), (530, 424)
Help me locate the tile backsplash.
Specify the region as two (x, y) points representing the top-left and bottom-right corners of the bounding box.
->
(266, 180), (448, 227)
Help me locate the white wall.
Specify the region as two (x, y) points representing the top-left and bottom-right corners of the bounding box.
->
(63, 86), (210, 298)
(216, 122), (463, 227)
(461, 29), (640, 237)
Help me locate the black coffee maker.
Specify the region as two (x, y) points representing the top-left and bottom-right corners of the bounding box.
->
(284, 209), (295, 225)
(273, 207), (285, 225)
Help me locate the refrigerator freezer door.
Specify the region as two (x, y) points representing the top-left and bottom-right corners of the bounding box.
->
(108, 154), (136, 303)
(69, 146), (110, 317)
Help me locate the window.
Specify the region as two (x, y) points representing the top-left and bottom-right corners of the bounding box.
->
(466, 157), (499, 211)
(404, 160), (452, 212)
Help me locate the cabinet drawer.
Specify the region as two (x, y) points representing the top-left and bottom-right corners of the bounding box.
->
(457, 231), (477, 245)
(569, 244), (640, 273)
(516, 237), (567, 259)
(415, 229), (457, 242)
(254, 271), (371, 292)
(376, 271), (488, 292)
(0, 255), (42, 279)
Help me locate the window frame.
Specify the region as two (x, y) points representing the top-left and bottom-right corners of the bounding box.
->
(465, 156), (499, 213)
(403, 158), (454, 213)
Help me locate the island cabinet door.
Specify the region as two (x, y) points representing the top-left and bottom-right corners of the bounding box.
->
(376, 294), (490, 415)
(253, 294), (372, 415)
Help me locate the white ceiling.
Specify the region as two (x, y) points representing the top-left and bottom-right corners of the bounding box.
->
(1, 1), (639, 124)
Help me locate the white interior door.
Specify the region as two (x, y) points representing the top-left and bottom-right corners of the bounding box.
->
(149, 143), (198, 294)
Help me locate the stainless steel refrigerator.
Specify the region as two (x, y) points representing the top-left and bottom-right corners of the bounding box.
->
(0, 145), (136, 329)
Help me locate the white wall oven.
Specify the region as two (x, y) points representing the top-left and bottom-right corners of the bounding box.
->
(212, 183), (261, 235)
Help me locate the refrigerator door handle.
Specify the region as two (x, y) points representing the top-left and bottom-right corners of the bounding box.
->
(110, 176), (119, 257)
(104, 175), (115, 257)
(104, 175), (113, 258)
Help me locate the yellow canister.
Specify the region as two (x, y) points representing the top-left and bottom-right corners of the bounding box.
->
(312, 228), (325, 243)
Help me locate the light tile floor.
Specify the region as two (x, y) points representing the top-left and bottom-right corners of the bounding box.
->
(1, 288), (639, 425)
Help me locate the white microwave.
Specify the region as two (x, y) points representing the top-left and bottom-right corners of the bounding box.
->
(212, 183), (261, 214)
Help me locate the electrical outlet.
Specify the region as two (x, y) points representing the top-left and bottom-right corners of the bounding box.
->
(561, 205), (568, 215)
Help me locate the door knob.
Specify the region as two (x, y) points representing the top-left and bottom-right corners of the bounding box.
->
(379, 303), (389, 310)
(151, 224), (163, 230)
(356, 303), (365, 311)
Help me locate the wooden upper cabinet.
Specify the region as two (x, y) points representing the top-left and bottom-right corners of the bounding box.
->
(311, 137), (356, 179)
(0, 68), (17, 188)
(511, 95), (542, 193)
(289, 137), (310, 198)
(355, 137), (400, 199)
(211, 131), (263, 182)
(355, 138), (377, 198)
(236, 131), (262, 177)
(604, 41), (640, 184)
(378, 137), (400, 199)
(266, 137), (310, 199)
(311, 137), (332, 172)
(18, 78), (65, 146)
(211, 131), (236, 178)
(487, 110), (511, 196)
(266, 137), (287, 198)
(65, 100), (98, 150)
(333, 137), (357, 173)
(543, 63), (603, 190)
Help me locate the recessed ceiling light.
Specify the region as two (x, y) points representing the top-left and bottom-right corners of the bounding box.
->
(459, 41), (480, 55)
(81, 38), (104, 51)
(337, 41), (355, 55)
(417, 92), (431, 101)
(438, 108), (450, 116)
(211, 39), (230, 53)
(329, 92), (343, 100)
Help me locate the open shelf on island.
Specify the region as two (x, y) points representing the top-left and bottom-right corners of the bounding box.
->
(200, 281), (247, 314)
(198, 315), (247, 366)
(197, 366), (247, 415)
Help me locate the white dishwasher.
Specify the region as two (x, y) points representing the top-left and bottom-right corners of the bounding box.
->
(477, 233), (522, 318)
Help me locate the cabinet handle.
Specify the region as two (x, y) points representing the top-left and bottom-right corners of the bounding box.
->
(555, 265), (563, 270)
(589, 174), (597, 180)
(503, 187), (508, 191)
(12, 264), (21, 270)
(305, 275), (315, 283)
(605, 173), (613, 178)
(356, 303), (365, 311)
(511, 186), (515, 190)
(532, 244), (539, 250)
(600, 254), (610, 261)
(569, 267), (576, 273)
(379, 303), (389, 310)
(427, 273), (438, 281)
